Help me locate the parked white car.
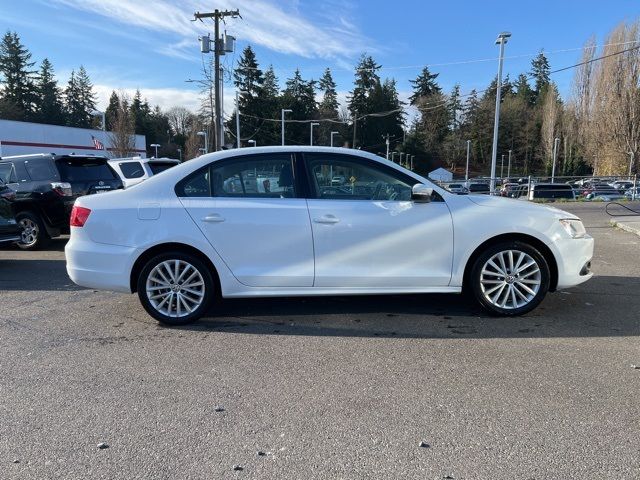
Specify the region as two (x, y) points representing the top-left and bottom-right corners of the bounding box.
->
(108, 157), (180, 188)
(66, 147), (594, 325)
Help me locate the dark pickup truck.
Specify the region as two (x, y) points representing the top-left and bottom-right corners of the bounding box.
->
(0, 154), (123, 249)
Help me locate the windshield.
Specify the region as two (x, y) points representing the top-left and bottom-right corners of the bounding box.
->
(56, 158), (117, 182)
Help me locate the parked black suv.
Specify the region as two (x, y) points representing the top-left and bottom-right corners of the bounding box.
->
(0, 154), (123, 249)
(0, 179), (21, 245)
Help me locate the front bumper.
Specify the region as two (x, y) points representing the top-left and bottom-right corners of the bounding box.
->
(554, 234), (595, 290)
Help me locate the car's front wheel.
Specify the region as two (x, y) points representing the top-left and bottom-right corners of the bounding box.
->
(137, 252), (214, 325)
(469, 241), (550, 316)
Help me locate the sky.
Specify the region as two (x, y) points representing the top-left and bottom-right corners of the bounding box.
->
(2, 0), (639, 120)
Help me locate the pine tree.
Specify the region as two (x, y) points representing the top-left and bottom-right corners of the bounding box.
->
(105, 90), (120, 131)
(35, 58), (64, 125)
(0, 31), (37, 120)
(514, 73), (534, 105)
(233, 46), (264, 109)
(318, 67), (338, 114)
(348, 54), (381, 147)
(64, 66), (97, 128)
(281, 69), (317, 144)
(531, 51), (551, 102)
(409, 66), (441, 105)
(448, 84), (462, 130)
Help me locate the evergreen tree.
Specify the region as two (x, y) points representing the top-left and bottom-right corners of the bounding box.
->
(514, 73), (534, 105)
(105, 90), (120, 131)
(130, 89), (151, 135)
(0, 31), (37, 120)
(408, 66), (441, 105)
(231, 46), (267, 146)
(531, 51), (551, 101)
(281, 69), (317, 144)
(318, 67), (338, 114)
(348, 54), (381, 147)
(34, 58), (64, 125)
(448, 84), (462, 130)
(233, 46), (264, 108)
(64, 66), (97, 128)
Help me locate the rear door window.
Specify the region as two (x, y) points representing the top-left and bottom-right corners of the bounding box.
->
(56, 159), (117, 182)
(25, 160), (58, 181)
(118, 161), (145, 179)
(0, 163), (16, 183)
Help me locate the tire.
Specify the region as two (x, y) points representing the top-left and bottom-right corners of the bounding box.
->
(469, 241), (550, 316)
(16, 211), (50, 250)
(137, 251), (214, 325)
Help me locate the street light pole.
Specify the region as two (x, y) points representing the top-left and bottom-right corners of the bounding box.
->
(330, 131), (339, 147)
(150, 143), (160, 157)
(197, 131), (208, 154)
(629, 151), (635, 177)
(235, 91), (241, 148)
(500, 154), (505, 180)
(385, 133), (390, 159)
(465, 140), (471, 181)
(552, 137), (560, 183)
(310, 122), (319, 146)
(391, 152), (396, 163)
(507, 149), (512, 178)
(177, 148), (182, 161)
(281, 109), (292, 146)
(489, 32), (511, 193)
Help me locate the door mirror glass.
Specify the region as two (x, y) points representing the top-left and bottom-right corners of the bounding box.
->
(411, 184), (433, 203)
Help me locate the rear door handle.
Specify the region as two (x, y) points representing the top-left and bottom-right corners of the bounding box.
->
(203, 214), (225, 223)
(314, 214), (340, 224)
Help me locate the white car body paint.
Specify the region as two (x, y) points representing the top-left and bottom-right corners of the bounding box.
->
(66, 146), (594, 300)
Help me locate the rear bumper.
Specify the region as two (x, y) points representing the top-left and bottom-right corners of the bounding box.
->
(65, 232), (138, 293)
(554, 234), (595, 290)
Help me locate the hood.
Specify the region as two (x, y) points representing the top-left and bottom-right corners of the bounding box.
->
(465, 194), (579, 220)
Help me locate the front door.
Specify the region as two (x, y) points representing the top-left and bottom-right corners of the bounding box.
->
(304, 153), (454, 288)
(178, 153), (314, 287)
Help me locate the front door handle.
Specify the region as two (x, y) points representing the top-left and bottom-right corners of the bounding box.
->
(314, 214), (340, 224)
(203, 214), (225, 223)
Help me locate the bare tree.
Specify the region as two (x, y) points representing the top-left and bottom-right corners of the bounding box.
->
(166, 106), (194, 137)
(108, 91), (136, 158)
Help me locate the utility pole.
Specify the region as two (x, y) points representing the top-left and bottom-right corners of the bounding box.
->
(193, 8), (240, 151)
(490, 32), (511, 193)
(385, 133), (390, 159)
(235, 91), (241, 148)
(352, 117), (357, 149)
(465, 140), (471, 181)
(552, 137), (560, 183)
(507, 149), (512, 178)
(281, 109), (292, 145)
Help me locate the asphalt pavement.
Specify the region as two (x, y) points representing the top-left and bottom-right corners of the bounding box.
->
(0, 202), (639, 479)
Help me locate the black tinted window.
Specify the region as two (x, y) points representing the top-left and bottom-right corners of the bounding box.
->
(25, 160), (58, 181)
(176, 167), (211, 197)
(149, 162), (178, 175)
(119, 161), (144, 179)
(56, 159), (116, 181)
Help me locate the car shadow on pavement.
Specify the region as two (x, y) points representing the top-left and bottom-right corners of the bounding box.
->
(172, 275), (640, 339)
(0, 259), (82, 291)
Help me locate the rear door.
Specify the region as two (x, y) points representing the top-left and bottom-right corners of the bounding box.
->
(54, 157), (122, 196)
(177, 153), (314, 287)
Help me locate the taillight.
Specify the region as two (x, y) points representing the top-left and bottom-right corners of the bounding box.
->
(51, 182), (73, 196)
(70, 206), (91, 227)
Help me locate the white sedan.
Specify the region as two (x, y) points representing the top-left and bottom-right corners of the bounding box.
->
(65, 147), (594, 325)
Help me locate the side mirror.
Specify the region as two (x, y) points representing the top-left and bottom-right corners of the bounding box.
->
(411, 183), (433, 203)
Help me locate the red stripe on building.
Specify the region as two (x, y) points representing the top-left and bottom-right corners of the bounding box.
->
(1, 140), (146, 153)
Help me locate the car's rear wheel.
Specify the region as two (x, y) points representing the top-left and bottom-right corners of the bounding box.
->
(16, 212), (50, 250)
(469, 241), (550, 316)
(137, 252), (214, 325)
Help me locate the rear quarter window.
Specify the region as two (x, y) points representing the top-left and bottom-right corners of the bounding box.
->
(148, 162), (178, 175)
(25, 160), (58, 181)
(118, 161), (145, 179)
(56, 159), (117, 181)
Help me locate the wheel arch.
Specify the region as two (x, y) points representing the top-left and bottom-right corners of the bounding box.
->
(130, 242), (222, 296)
(462, 233), (558, 292)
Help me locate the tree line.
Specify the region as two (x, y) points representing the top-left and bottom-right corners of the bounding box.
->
(2, 19), (639, 175)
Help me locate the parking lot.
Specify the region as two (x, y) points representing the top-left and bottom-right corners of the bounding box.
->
(1, 202), (639, 479)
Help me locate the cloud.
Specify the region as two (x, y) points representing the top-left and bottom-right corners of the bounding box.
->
(51, 0), (372, 61)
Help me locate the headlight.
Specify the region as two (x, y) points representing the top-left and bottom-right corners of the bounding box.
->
(559, 219), (587, 238)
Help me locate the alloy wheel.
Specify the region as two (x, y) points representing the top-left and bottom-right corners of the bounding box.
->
(479, 249), (542, 309)
(19, 218), (39, 247)
(145, 260), (206, 318)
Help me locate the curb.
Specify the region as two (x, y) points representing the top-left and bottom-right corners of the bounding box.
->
(610, 219), (640, 237)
